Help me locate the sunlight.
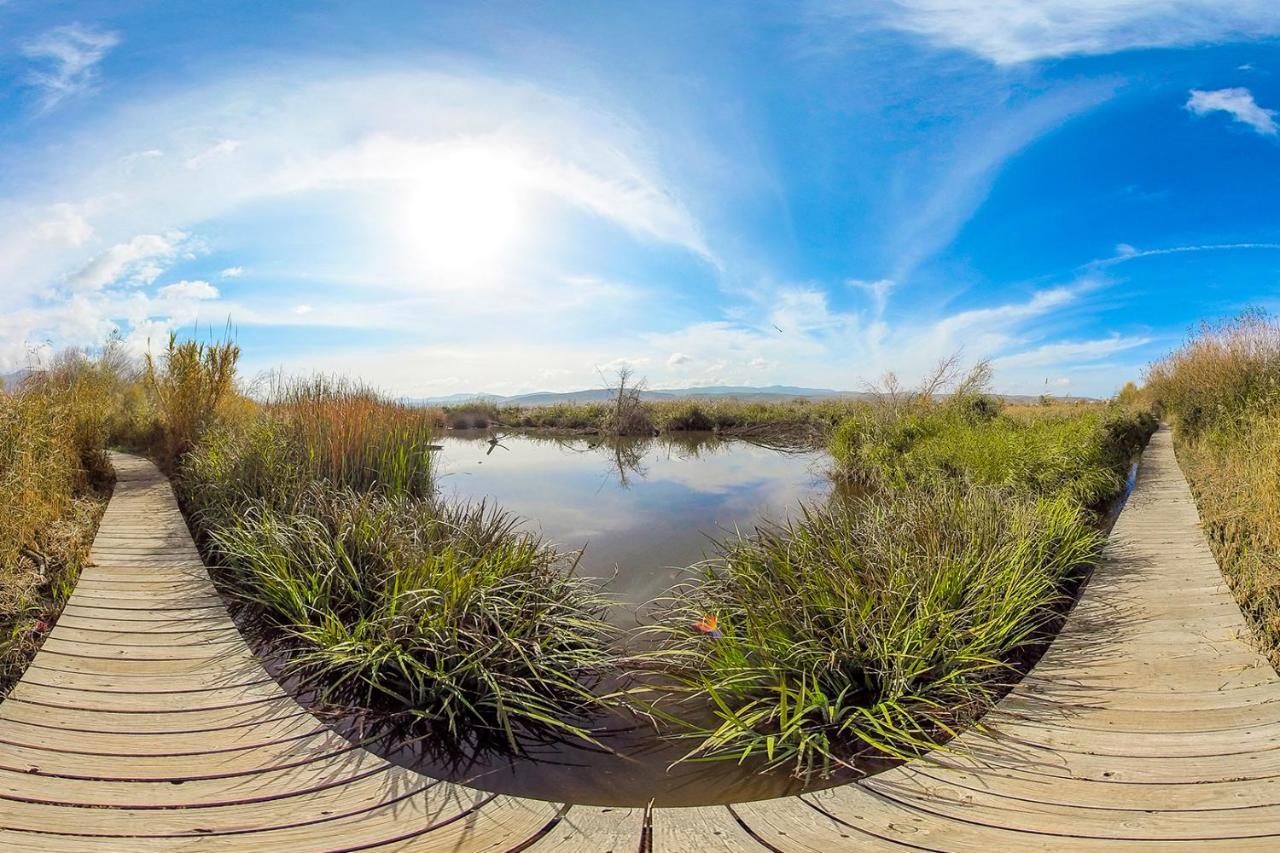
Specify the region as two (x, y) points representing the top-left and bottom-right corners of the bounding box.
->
(396, 144), (527, 279)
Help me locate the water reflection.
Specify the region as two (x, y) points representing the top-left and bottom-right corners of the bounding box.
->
(436, 431), (830, 625)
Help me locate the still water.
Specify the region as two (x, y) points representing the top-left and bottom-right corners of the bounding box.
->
(376, 429), (845, 805)
(435, 430), (831, 626)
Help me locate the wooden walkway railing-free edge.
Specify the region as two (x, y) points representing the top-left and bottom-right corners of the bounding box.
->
(1, 425), (1278, 850)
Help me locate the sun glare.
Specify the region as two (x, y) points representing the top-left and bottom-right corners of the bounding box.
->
(396, 146), (527, 280)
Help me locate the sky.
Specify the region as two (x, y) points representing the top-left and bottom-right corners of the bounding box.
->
(3, 1), (1280, 398)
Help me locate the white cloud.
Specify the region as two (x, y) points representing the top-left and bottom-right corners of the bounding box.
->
(848, 278), (895, 317)
(220, 266), (244, 278)
(67, 231), (190, 291)
(36, 203), (94, 246)
(20, 24), (120, 108)
(667, 352), (692, 367)
(293, 304), (314, 315)
(990, 334), (1151, 370)
(185, 139), (242, 169)
(1186, 87), (1277, 135)
(158, 280), (218, 300)
(848, 1), (1280, 65)
(1096, 241), (1280, 267)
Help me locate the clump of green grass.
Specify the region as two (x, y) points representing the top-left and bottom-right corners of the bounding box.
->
(180, 384), (620, 745)
(652, 483), (1100, 777)
(196, 483), (615, 744)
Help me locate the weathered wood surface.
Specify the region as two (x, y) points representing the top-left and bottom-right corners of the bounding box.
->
(1, 427), (1276, 850)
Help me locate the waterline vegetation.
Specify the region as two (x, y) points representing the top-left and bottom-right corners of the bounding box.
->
(1, 333), (1162, 793)
(178, 376), (618, 746)
(649, 366), (1156, 777)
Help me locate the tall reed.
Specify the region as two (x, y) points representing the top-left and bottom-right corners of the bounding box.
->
(144, 332), (240, 465)
(1147, 310), (1280, 666)
(270, 376), (441, 497)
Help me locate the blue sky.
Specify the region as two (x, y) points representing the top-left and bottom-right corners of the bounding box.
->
(3, 1), (1280, 397)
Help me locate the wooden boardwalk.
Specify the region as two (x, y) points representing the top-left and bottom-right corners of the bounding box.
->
(1, 426), (1278, 850)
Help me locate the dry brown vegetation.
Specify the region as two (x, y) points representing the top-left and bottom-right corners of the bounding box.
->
(1147, 310), (1280, 667)
(0, 352), (119, 693)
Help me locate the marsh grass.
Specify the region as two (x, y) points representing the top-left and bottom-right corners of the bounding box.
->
(650, 485), (1100, 777)
(180, 380), (620, 746)
(199, 485), (616, 745)
(1, 352), (118, 693)
(831, 398), (1155, 506)
(652, 391), (1155, 778)
(1147, 310), (1280, 666)
(271, 376), (442, 497)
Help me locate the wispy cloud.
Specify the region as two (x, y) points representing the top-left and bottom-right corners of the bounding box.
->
(1186, 87), (1277, 135)
(837, 1), (1280, 65)
(1095, 241), (1280, 268)
(219, 266), (244, 278)
(886, 82), (1114, 281)
(158, 280), (218, 300)
(21, 24), (120, 109)
(68, 231), (190, 291)
(185, 139), (242, 169)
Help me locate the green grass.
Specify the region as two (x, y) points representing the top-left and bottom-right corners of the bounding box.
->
(180, 385), (620, 746)
(650, 395), (1155, 778)
(651, 485), (1100, 777)
(831, 398), (1155, 505)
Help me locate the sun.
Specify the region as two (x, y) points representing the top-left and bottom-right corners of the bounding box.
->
(396, 144), (527, 281)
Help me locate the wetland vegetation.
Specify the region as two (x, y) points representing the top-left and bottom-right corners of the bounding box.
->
(0, 332), (1160, 803)
(1147, 310), (1280, 668)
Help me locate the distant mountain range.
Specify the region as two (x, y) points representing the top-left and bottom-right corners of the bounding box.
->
(409, 384), (1098, 407)
(409, 384), (855, 406)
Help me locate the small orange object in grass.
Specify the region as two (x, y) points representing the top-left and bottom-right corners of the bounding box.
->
(694, 614), (723, 638)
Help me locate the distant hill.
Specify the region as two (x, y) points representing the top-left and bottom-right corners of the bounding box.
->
(407, 385), (1099, 407)
(410, 385), (864, 406)
(0, 370), (32, 391)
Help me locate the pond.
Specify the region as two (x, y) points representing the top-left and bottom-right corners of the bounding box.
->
(377, 429), (846, 806)
(434, 430), (832, 627)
